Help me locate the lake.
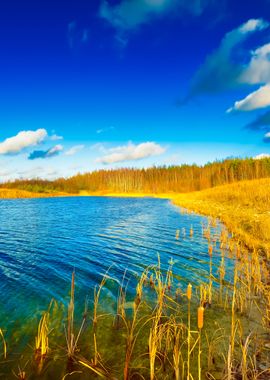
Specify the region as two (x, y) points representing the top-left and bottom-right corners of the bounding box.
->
(0, 196), (230, 329)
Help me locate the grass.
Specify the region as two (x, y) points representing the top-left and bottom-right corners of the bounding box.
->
(171, 178), (270, 255)
(0, 188), (66, 199)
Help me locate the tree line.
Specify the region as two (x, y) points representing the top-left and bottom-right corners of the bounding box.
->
(2, 157), (270, 194)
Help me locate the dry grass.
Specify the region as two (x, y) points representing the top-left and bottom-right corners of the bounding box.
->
(0, 188), (64, 199)
(171, 178), (270, 255)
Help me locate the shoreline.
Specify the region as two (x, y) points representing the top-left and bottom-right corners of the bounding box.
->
(1, 179), (269, 254)
(0, 188), (173, 199)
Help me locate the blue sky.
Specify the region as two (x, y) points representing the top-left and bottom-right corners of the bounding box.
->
(1, 0), (270, 180)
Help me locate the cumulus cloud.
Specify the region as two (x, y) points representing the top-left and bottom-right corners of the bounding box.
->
(227, 84), (270, 113)
(96, 142), (166, 164)
(0, 129), (47, 155)
(184, 18), (269, 99)
(65, 145), (85, 156)
(28, 145), (63, 160)
(228, 39), (270, 114)
(254, 153), (270, 159)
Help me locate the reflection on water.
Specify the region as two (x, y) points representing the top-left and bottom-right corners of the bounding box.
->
(0, 196), (232, 328)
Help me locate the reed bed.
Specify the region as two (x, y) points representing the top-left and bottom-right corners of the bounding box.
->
(171, 178), (270, 255)
(0, 222), (269, 380)
(0, 189), (63, 199)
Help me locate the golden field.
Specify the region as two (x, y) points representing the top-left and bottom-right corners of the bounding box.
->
(0, 188), (67, 199)
(171, 178), (270, 256)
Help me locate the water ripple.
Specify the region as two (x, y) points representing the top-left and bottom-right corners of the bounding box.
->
(0, 196), (230, 327)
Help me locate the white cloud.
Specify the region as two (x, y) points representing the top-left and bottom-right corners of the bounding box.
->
(227, 84), (270, 112)
(0, 129), (47, 155)
(263, 132), (270, 142)
(48, 145), (63, 155)
(238, 19), (268, 33)
(254, 153), (270, 159)
(65, 145), (85, 156)
(50, 134), (63, 141)
(239, 43), (270, 85)
(96, 141), (166, 164)
(186, 18), (269, 98)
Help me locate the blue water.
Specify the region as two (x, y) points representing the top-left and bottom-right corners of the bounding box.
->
(0, 196), (229, 328)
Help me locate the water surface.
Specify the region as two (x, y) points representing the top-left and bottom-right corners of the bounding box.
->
(0, 196), (231, 328)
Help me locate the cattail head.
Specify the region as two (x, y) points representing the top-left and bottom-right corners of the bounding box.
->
(208, 245), (213, 257)
(197, 306), (204, 329)
(187, 283), (192, 300)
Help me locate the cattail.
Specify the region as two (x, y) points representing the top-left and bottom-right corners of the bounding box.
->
(197, 307), (204, 329)
(18, 371), (26, 380)
(190, 227), (193, 237)
(175, 229), (180, 240)
(208, 245), (213, 257)
(187, 283), (192, 300)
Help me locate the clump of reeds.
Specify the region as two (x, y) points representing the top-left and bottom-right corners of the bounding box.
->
(35, 312), (49, 359)
(0, 328), (7, 359)
(13, 367), (26, 380)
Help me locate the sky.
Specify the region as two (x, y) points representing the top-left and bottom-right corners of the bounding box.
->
(1, 0), (270, 180)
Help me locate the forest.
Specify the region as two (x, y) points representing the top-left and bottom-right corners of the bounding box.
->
(2, 157), (270, 194)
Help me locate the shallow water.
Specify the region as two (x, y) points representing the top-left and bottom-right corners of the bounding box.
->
(0, 196), (233, 329)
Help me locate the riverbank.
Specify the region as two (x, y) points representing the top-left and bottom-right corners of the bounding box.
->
(171, 178), (270, 256)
